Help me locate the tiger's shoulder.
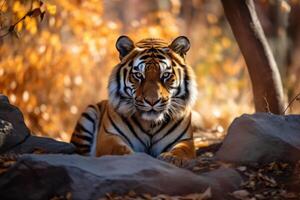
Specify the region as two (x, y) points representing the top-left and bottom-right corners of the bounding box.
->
(70, 100), (109, 155)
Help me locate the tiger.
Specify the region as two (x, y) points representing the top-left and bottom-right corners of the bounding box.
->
(70, 35), (198, 166)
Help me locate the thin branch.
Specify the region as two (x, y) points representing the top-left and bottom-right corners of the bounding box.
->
(283, 92), (300, 114)
(0, 16), (25, 39)
(263, 96), (271, 113)
(0, 15), (24, 39)
(11, 14), (27, 28)
(0, 1), (41, 39)
(0, 0), (42, 39)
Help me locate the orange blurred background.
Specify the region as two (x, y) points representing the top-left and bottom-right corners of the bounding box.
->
(0, 0), (299, 142)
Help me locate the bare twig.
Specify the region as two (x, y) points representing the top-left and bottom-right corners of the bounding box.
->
(0, 1), (43, 39)
(283, 92), (300, 114)
(1, 15), (31, 39)
(264, 96), (271, 113)
(0, 13), (26, 38)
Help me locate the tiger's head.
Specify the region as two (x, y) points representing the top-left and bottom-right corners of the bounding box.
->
(108, 36), (197, 122)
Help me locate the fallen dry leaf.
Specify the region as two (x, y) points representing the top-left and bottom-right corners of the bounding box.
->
(231, 190), (250, 200)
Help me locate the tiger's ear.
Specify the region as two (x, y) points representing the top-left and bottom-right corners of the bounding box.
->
(116, 35), (135, 60)
(169, 36), (190, 57)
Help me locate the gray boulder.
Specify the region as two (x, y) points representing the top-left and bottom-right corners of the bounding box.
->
(0, 153), (242, 200)
(216, 113), (300, 164)
(0, 94), (75, 154)
(0, 94), (30, 152)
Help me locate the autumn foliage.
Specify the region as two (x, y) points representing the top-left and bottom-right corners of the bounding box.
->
(1, 0), (261, 142)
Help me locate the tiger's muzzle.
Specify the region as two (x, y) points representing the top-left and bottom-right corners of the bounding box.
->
(134, 95), (170, 121)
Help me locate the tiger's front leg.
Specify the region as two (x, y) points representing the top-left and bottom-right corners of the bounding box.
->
(158, 139), (195, 167)
(96, 132), (134, 156)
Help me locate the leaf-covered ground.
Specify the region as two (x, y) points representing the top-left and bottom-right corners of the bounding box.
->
(187, 151), (299, 200)
(96, 149), (300, 200)
(230, 162), (298, 199)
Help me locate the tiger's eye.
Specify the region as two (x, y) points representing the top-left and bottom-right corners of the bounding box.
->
(134, 72), (143, 79)
(162, 72), (171, 79)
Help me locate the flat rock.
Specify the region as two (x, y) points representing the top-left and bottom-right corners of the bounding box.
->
(0, 153), (242, 200)
(6, 136), (75, 154)
(216, 113), (300, 164)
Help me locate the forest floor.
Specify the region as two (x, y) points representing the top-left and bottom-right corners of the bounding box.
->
(1, 129), (299, 200)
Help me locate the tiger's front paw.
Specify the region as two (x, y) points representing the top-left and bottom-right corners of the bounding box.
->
(111, 144), (133, 155)
(158, 152), (189, 167)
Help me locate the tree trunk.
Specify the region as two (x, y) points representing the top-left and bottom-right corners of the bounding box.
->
(221, 0), (285, 114)
(269, 0), (289, 82)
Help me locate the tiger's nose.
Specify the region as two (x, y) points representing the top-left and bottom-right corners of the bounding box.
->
(144, 97), (161, 106)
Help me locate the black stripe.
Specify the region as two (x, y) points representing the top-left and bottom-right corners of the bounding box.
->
(116, 63), (127, 93)
(128, 60), (133, 66)
(103, 126), (135, 151)
(153, 121), (169, 135)
(131, 115), (151, 137)
(119, 95), (130, 100)
(121, 116), (147, 148)
(96, 101), (106, 131)
(152, 116), (184, 145)
(82, 112), (96, 123)
(87, 104), (97, 109)
(169, 86), (178, 90)
(123, 68), (128, 94)
(156, 49), (163, 54)
(161, 120), (191, 153)
(87, 104), (98, 114)
(73, 133), (93, 142)
(153, 115), (171, 135)
(75, 123), (94, 136)
(115, 96), (121, 112)
(181, 64), (190, 100)
(159, 60), (168, 67)
(96, 102), (102, 111)
(174, 63), (183, 96)
(140, 55), (150, 60)
(107, 112), (134, 148)
(156, 54), (165, 60)
(138, 49), (149, 55)
(146, 48), (158, 53)
(175, 86), (181, 97)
